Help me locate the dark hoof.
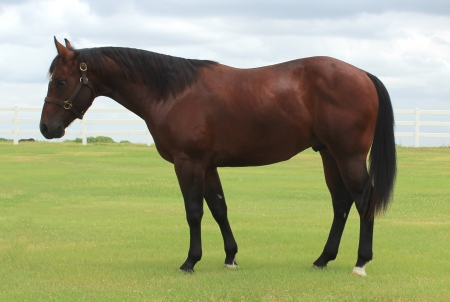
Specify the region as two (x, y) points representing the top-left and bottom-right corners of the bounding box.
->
(312, 259), (328, 268)
(313, 255), (333, 268)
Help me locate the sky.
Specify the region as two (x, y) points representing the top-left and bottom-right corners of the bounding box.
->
(1, 0), (450, 145)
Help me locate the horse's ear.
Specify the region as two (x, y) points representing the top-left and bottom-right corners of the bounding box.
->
(64, 38), (75, 51)
(54, 36), (74, 60)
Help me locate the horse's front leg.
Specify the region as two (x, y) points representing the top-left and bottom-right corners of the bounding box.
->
(174, 158), (205, 272)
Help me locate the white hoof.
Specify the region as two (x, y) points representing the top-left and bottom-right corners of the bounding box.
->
(352, 266), (367, 277)
(223, 262), (239, 269)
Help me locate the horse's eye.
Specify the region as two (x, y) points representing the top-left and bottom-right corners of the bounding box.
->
(58, 80), (66, 87)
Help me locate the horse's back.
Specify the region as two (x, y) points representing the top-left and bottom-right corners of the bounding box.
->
(158, 56), (378, 166)
(194, 60), (313, 165)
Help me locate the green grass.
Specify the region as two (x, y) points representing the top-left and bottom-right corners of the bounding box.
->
(0, 142), (449, 301)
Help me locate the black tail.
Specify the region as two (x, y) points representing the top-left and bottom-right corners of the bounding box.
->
(363, 73), (397, 219)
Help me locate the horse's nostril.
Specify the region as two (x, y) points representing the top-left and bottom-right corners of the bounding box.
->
(40, 123), (48, 135)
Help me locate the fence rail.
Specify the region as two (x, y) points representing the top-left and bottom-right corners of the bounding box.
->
(0, 106), (152, 146)
(1, 106), (450, 147)
(394, 108), (450, 147)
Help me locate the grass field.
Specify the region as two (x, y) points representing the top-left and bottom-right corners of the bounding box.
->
(0, 142), (449, 301)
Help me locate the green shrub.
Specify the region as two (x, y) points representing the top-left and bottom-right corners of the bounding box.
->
(63, 137), (117, 144)
(87, 136), (115, 143)
(64, 137), (82, 143)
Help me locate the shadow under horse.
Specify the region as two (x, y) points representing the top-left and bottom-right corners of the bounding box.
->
(40, 38), (396, 276)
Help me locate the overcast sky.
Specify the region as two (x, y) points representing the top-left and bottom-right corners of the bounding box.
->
(1, 0), (450, 112)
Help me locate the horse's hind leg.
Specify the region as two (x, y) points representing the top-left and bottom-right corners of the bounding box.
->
(333, 155), (374, 276)
(204, 167), (238, 267)
(313, 149), (354, 268)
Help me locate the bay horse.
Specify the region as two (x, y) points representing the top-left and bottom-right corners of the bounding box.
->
(40, 38), (396, 276)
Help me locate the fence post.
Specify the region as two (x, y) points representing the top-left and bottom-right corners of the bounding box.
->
(82, 115), (87, 145)
(13, 106), (19, 145)
(414, 108), (420, 148)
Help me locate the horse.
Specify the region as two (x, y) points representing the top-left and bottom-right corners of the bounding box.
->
(40, 37), (396, 276)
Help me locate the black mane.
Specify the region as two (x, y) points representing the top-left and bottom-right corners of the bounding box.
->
(50, 47), (217, 99)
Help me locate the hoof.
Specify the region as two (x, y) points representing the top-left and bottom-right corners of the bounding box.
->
(223, 263), (239, 269)
(178, 268), (194, 274)
(223, 259), (239, 269)
(312, 264), (326, 269)
(352, 266), (367, 277)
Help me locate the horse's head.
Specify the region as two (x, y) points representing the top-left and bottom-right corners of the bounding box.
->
(40, 37), (96, 139)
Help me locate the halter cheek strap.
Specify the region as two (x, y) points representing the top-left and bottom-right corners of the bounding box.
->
(44, 63), (95, 119)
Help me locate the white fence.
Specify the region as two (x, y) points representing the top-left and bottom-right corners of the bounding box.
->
(395, 109), (450, 147)
(1, 106), (450, 147)
(0, 106), (152, 146)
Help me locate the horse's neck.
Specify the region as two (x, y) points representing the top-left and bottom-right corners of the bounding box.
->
(100, 79), (153, 120)
(94, 63), (173, 132)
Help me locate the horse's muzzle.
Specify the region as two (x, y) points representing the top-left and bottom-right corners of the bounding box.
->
(40, 122), (65, 139)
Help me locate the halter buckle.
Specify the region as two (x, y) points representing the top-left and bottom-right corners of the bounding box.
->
(63, 101), (73, 110)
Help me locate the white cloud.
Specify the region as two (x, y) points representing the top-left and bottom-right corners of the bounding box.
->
(0, 0), (449, 113)
(80, 0), (450, 19)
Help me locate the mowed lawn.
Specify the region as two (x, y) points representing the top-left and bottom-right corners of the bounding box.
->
(0, 142), (449, 301)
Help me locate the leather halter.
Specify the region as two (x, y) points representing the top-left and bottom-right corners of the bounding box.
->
(44, 63), (95, 119)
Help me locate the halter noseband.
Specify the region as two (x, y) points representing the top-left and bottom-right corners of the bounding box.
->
(44, 62), (95, 119)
